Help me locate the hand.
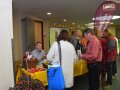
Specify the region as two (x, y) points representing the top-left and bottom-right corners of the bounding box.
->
(41, 55), (46, 60)
(79, 54), (83, 59)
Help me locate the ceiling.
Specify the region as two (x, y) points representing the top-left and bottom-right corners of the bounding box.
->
(13, 0), (120, 30)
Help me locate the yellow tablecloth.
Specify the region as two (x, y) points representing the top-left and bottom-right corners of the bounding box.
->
(16, 59), (88, 86)
(74, 59), (88, 77)
(16, 68), (48, 86)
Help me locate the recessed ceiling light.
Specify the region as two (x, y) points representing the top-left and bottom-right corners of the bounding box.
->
(78, 26), (80, 27)
(72, 23), (75, 25)
(59, 25), (61, 27)
(112, 16), (120, 19)
(63, 19), (67, 22)
(46, 12), (52, 15)
(111, 22), (114, 24)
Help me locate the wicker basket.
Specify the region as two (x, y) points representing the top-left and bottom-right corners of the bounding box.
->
(23, 58), (39, 69)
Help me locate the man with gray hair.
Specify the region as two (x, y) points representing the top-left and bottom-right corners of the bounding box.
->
(70, 30), (81, 51)
(31, 42), (46, 64)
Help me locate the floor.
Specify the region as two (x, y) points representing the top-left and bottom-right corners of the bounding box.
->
(66, 57), (120, 90)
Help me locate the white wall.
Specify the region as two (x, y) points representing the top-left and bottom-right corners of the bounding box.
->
(13, 10), (50, 61)
(0, 0), (14, 89)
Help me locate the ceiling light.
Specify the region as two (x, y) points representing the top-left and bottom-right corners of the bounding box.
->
(88, 26), (94, 29)
(72, 23), (75, 25)
(78, 26), (80, 27)
(111, 22), (114, 24)
(112, 16), (120, 19)
(46, 12), (52, 15)
(59, 25), (61, 27)
(85, 23), (94, 26)
(63, 19), (67, 22)
(92, 15), (120, 20)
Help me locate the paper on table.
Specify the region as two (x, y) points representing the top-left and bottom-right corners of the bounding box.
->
(77, 50), (81, 58)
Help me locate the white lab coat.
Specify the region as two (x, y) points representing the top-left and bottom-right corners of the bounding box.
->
(47, 40), (77, 88)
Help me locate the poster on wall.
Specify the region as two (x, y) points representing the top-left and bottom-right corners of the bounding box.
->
(49, 28), (69, 46)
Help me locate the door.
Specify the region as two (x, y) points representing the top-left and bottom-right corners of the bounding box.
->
(34, 21), (43, 49)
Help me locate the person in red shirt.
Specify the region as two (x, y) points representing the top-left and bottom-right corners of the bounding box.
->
(80, 28), (102, 90)
(103, 30), (117, 88)
(99, 37), (108, 76)
(98, 36), (108, 88)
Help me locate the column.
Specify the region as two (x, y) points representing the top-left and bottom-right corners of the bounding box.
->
(0, 0), (14, 89)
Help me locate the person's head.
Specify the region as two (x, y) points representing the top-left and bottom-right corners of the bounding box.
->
(83, 28), (94, 40)
(57, 30), (70, 41)
(74, 30), (81, 37)
(103, 30), (114, 37)
(35, 42), (42, 51)
(71, 31), (75, 36)
(102, 29), (108, 37)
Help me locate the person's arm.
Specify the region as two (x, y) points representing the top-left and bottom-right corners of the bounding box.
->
(42, 50), (45, 55)
(70, 37), (77, 48)
(31, 50), (36, 58)
(81, 42), (100, 60)
(41, 50), (46, 60)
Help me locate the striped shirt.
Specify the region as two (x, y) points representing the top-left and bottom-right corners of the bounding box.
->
(82, 35), (102, 63)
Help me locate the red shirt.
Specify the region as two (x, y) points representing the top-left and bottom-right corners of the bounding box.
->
(81, 37), (88, 47)
(99, 37), (108, 61)
(82, 35), (102, 63)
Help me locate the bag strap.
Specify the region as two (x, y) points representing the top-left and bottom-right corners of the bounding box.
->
(57, 41), (62, 66)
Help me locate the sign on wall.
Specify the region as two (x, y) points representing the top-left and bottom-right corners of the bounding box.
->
(49, 28), (69, 46)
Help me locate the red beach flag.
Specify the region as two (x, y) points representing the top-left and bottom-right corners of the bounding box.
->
(94, 1), (119, 31)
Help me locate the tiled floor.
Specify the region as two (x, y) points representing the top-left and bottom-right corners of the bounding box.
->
(66, 57), (120, 90)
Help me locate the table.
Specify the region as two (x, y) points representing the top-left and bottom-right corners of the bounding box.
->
(16, 59), (88, 86)
(74, 59), (88, 77)
(16, 68), (48, 86)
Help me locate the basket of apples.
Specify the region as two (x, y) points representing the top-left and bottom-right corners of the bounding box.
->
(28, 68), (46, 74)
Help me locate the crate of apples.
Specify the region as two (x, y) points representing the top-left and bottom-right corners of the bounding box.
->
(28, 68), (46, 73)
